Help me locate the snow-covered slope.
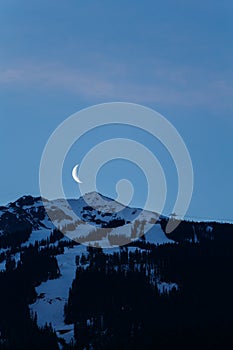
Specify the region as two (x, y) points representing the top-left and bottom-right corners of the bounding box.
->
(0, 192), (169, 249)
(31, 245), (88, 344)
(0, 192), (176, 277)
(1, 192), (227, 348)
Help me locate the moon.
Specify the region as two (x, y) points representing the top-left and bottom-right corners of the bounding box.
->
(72, 164), (82, 184)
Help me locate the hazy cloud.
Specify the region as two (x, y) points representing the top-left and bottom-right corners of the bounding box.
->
(0, 60), (232, 109)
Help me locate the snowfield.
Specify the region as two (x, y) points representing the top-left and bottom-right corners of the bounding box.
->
(144, 224), (174, 245)
(30, 245), (88, 344)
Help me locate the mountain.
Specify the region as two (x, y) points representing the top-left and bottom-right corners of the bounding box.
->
(1, 192), (232, 251)
(0, 192), (174, 346)
(0, 192), (172, 249)
(0, 193), (232, 349)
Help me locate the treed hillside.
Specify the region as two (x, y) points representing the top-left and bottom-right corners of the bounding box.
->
(0, 244), (60, 350)
(63, 241), (233, 350)
(0, 194), (232, 349)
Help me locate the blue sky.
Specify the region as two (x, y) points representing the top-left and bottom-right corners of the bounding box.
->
(1, 0), (233, 221)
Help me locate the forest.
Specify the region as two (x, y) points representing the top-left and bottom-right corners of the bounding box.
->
(63, 239), (233, 349)
(0, 219), (232, 349)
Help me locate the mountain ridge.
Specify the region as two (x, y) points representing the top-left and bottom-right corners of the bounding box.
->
(1, 192), (232, 248)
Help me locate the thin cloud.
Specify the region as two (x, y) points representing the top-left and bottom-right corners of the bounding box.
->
(0, 61), (232, 109)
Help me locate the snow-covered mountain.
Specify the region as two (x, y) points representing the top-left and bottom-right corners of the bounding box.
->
(0, 192), (175, 346)
(0, 192), (232, 349)
(0, 192), (172, 249)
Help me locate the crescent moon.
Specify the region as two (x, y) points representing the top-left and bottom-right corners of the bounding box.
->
(72, 164), (82, 184)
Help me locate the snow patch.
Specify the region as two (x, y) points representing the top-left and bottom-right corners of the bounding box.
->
(30, 245), (88, 344)
(145, 224), (174, 245)
(157, 281), (178, 294)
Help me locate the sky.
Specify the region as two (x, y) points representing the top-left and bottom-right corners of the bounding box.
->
(1, 0), (233, 221)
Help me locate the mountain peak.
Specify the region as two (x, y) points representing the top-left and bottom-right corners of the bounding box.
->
(79, 191), (126, 213)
